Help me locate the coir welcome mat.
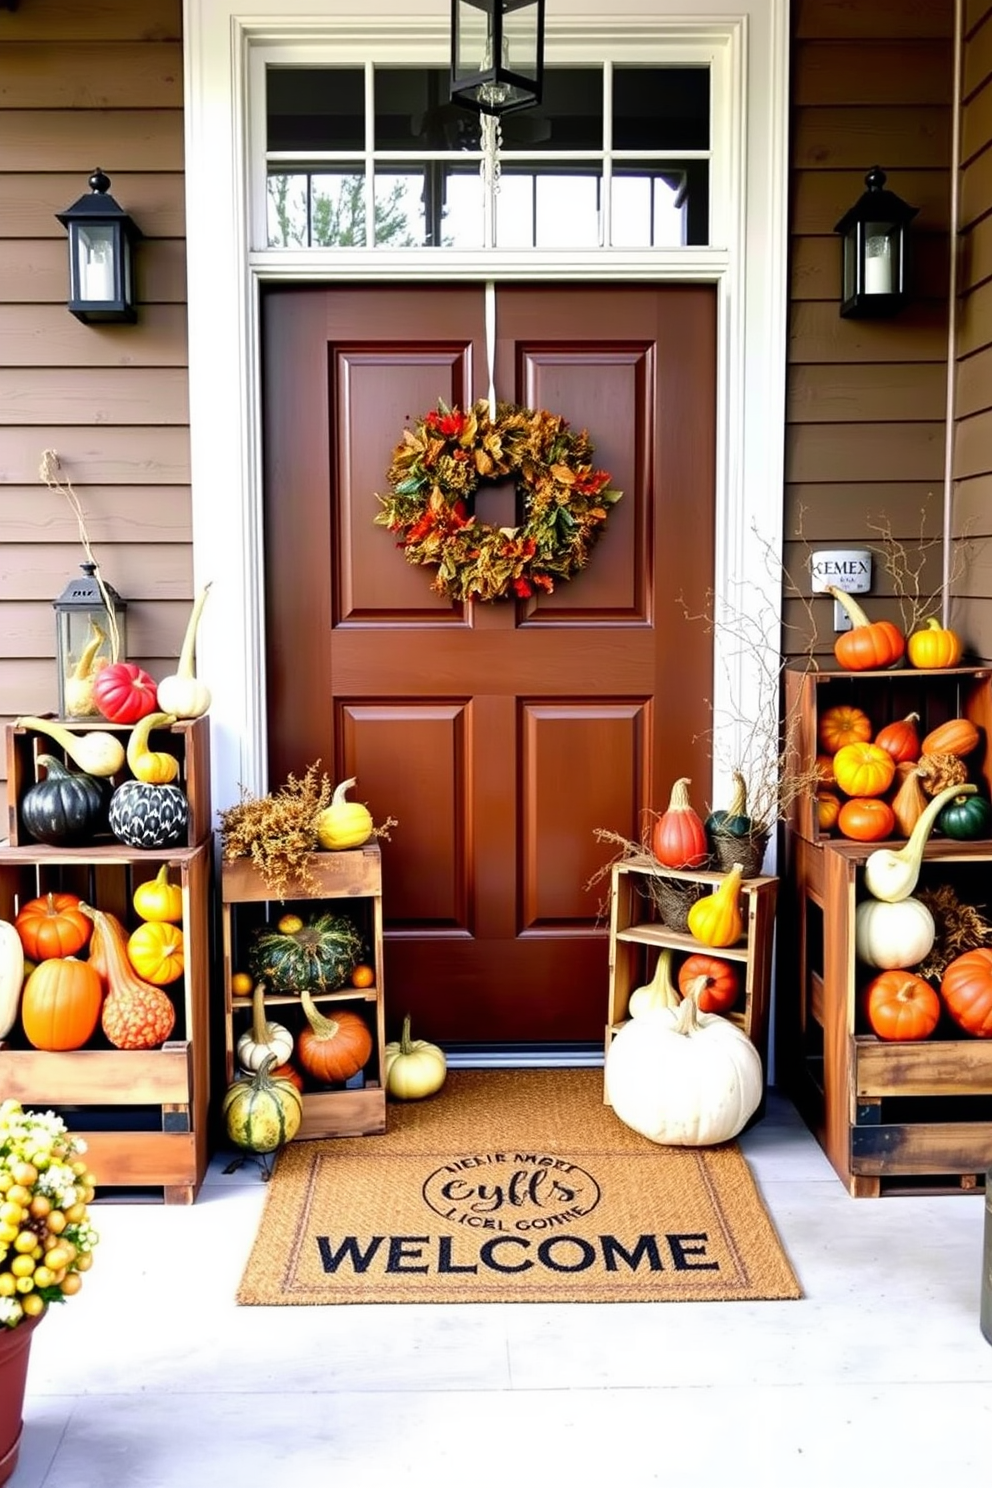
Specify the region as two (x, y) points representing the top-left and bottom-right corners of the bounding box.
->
(237, 1069), (801, 1305)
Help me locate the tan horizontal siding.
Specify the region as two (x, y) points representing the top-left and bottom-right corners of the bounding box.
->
(785, 482), (944, 542)
(793, 0), (953, 39)
(962, 78), (992, 166)
(0, 110), (184, 173)
(1, 426), (190, 485)
(0, 543), (191, 602)
(949, 541), (992, 597)
(0, 173), (185, 240)
(0, 486), (191, 542)
(0, 43), (183, 110)
(1, 599), (189, 658)
(957, 277), (992, 355)
(956, 344), (992, 418)
(954, 473), (992, 535)
(786, 422), (945, 484)
(1, 0), (181, 42)
(792, 107), (950, 170)
(0, 305), (188, 367)
(0, 239), (187, 305)
(961, 145), (992, 230)
(960, 212), (992, 290)
(954, 408), (992, 477)
(792, 41), (953, 107)
(0, 368), (190, 426)
(788, 302), (949, 363)
(787, 362), (947, 422)
(964, 13), (992, 100)
(967, 2), (992, 39)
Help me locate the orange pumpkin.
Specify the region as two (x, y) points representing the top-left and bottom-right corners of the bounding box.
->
(837, 797), (896, 842)
(817, 704), (872, 754)
(816, 792), (841, 831)
(651, 777), (709, 869)
(865, 970), (941, 1042)
(20, 956), (103, 1051)
(832, 741), (896, 799)
(873, 713), (921, 765)
(14, 891), (91, 962)
(829, 588), (906, 672)
(940, 948), (992, 1037)
(297, 988), (373, 1083)
(921, 718), (980, 759)
(677, 953), (741, 1014)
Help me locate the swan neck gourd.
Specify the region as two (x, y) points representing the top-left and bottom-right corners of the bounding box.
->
(155, 583), (212, 719)
(16, 716), (125, 778)
(627, 947), (682, 1018)
(863, 781), (977, 903)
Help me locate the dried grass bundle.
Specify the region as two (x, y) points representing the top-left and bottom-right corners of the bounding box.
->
(915, 883), (992, 982)
(218, 762), (334, 898)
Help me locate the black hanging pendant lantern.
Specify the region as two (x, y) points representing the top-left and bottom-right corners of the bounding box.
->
(56, 169), (142, 324)
(450, 0), (545, 116)
(834, 167), (919, 320)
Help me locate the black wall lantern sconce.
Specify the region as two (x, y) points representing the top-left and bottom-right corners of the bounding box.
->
(55, 169), (141, 324)
(834, 167), (919, 320)
(450, 0), (545, 116)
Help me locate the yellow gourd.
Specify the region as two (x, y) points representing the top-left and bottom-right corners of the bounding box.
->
(314, 777), (374, 850)
(627, 947), (682, 1018)
(686, 863), (744, 948)
(126, 711), (180, 785)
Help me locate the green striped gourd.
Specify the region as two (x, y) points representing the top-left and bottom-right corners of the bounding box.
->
(221, 1055), (303, 1153)
(249, 912), (364, 992)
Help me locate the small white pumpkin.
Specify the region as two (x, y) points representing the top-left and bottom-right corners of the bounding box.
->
(383, 1014), (446, 1100)
(605, 997), (763, 1146)
(236, 980), (294, 1073)
(627, 947), (681, 1018)
(854, 896), (935, 969)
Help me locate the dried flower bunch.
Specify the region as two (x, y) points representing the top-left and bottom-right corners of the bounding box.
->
(218, 762), (335, 897)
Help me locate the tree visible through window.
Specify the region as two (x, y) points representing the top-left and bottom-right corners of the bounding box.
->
(267, 173), (419, 247)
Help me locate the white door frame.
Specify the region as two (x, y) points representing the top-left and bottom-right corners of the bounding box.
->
(182, 0), (790, 827)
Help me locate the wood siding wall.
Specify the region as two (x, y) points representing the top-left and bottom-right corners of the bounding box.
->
(786, 0), (954, 657)
(0, 0), (188, 821)
(954, 1), (992, 657)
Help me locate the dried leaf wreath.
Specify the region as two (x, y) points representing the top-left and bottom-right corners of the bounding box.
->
(374, 400), (622, 602)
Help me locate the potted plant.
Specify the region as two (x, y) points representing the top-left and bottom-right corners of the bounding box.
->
(0, 1100), (99, 1485)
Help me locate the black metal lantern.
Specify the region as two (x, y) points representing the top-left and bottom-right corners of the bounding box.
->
(55, 169), (141, 324)
(450, 0), (545, 116)
(834, 167), (918, 320)
(53, 562), (128, 718)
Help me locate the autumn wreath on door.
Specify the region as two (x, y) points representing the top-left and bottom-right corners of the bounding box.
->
(374, 400), (622, 602)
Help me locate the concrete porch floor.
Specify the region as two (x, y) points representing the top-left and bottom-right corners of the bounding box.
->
(11, 1090), (992, 1488)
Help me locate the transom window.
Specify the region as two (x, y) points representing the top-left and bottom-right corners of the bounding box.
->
(264, 63), (711, 250)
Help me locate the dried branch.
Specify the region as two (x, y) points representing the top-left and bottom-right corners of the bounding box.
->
(864, 498), (974, 636)
(39, 449), (122, 662)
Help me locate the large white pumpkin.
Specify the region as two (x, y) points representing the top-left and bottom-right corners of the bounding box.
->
(604, 997), (763, 1147)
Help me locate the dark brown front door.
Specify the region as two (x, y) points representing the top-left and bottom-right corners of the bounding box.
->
(262, 283), (716, 1051)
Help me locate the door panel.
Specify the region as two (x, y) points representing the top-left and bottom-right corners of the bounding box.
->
(262, 283), (716, 1050)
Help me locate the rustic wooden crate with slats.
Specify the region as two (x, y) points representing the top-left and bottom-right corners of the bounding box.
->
(5, 715), (211, 849)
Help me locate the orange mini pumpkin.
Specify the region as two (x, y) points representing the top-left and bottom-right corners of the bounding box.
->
(818, 704), (872, 754)
(837, 797), (896, 842)
(865, 970), (941, 1042)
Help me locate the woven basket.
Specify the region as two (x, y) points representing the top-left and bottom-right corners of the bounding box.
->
(649, 876), (708, 933)
(711, 829), (770, 879)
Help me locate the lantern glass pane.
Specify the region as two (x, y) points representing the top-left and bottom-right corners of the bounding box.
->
(864, 222), (899, 295)
(75, 224), (117, 303)
(57, 607), (117, 718)
(505, 4), (538, 83)
(454, 1), (489, 83)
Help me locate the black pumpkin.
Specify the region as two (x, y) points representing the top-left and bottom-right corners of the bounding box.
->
(20, 754), (109, 845)
(108, 780), (189, 849)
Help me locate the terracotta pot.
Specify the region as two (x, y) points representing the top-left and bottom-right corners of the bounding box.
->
(0, 1309), (44, 1486)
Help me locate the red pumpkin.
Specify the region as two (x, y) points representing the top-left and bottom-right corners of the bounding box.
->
(677, 953), (741, 1014)
(14, 891), (91, 961)
(865, 969), (940, 1042)
(20, 956), (103, 1051)
(940, 948), (992, 1037)
(296, 989), (373, 1083)
(873, 713), (921, 765)
(93, 661), (159, 724)
(651, 777), (709, 869)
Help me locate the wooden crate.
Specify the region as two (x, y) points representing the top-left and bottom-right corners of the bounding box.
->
(784, 661), (992, 845)
(221, 846), (387, 1139)
(0, 839), (213, 1204)
(779, 831), (992, 1196)
(604, 855), (778, 1109)
(6, 716), (211, 849)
